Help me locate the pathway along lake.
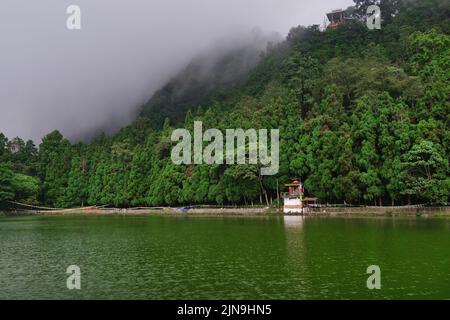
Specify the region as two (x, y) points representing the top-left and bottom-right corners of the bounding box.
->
(0, 215), (449, 299)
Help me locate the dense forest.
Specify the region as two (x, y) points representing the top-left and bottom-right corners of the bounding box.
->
(1, 0), (449, 209)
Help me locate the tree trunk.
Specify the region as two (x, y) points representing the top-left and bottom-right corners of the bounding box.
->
(276, 179), (280, 208)
(259, 174), (269, 206)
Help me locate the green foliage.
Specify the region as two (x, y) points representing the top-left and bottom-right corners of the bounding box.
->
(0, 135), (40, 207)
(408, 29), (450, 123)
(352, 0), (401, 24)
(2, 0), (449, 208)
(401, 140), (449, 204)
(65, 155), (89, 207)
(38, 130), (72, 207)
(0, 162), (15, 206)
(11, 173), (39, 205)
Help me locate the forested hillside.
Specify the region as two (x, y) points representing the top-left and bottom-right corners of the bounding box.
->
(1, 0), (449, 209)
(140, 30), (281, 129)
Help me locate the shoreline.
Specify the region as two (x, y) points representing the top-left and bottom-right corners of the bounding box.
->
(2, 206), (449, 218)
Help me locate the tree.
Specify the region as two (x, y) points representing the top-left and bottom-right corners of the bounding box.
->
(352, 0), (401, 25)
(401, 140), (449, 204)
(11, 173), (39, 205)
(0, 162), (15, 207)
(283, 53), (319, 117)
(0, 133), (11, 163)
(127, 136), (156, 206)
(65, 155), (89, 207)
(38, 131), (72, 207)
(408, 29), (450, 123)
(8, 137), (38, 175)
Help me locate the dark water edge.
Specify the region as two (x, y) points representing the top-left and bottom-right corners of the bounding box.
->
(0, 215), (449, 300)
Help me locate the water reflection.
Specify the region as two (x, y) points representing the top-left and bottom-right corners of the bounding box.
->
(283, 215), (304, 228)
(281, 215), (312, 298)
(1, 216), (449, 299)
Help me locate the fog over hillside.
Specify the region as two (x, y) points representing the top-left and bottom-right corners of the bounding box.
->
(140, 29), (283, 128)
(0, 0), (352, 143)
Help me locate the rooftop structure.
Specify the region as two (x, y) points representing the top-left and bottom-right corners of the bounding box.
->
(326, 9), (346, 30)
(282, 178), (304, 214)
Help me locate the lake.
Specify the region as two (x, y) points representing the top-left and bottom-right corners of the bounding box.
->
(0, 215), (449, 299)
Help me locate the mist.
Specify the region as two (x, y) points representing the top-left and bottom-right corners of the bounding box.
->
(0, 0), (353, 143)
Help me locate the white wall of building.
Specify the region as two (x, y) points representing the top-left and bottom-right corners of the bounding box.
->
(283, 198), (302, 214)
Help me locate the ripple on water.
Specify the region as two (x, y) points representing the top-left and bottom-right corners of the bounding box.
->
(0, 216), (449, 299)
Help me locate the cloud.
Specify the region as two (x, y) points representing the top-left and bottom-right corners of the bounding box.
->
(0, 0), (352, 143)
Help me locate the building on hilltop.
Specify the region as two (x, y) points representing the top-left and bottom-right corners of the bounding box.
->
(326, 9), (346, 30)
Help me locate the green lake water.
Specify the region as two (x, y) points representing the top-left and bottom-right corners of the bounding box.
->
(0, 215), (449, 299)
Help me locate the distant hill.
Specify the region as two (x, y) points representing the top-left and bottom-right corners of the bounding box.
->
(140, 32), (281, 129)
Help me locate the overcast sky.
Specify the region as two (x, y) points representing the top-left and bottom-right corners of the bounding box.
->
(0, 0), (352, 143)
